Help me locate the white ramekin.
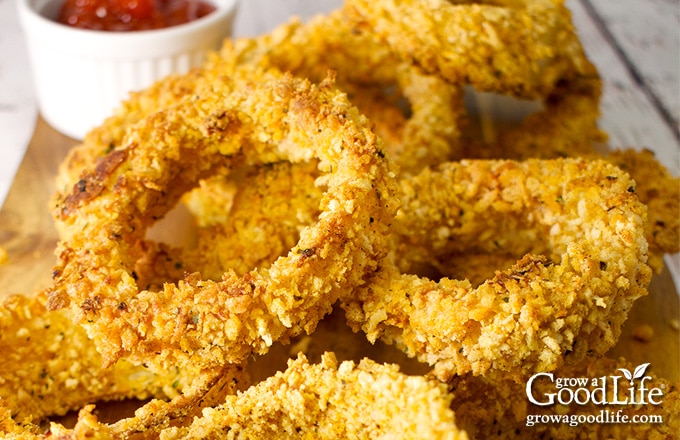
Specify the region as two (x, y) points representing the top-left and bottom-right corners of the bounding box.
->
(17, 0), (238, 140)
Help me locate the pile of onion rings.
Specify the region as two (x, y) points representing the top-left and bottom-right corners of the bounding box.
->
(1, 0), (679, 437)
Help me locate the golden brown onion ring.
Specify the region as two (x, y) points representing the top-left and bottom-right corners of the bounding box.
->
(218, 8), (468, 175)
(461, 75), (605, 161)
(0, 292), (248, 438)
(344, 0), (596, 100)
(48, 68), (398, 375)
(54, 7), (466, 201)
(187, 160), (324, 280)
(159, 353), (467, 439)
(600, 148), (679, 272)
(456, 76), (678, 272)
(342, 158), (652, 380)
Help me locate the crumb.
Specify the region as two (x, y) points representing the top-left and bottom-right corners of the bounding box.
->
(670, 319), (679, 331)
(0, 246), (8, 264)
(632, 324), (654, 342)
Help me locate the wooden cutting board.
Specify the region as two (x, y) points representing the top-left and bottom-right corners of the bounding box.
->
(1, 116), (678, 387)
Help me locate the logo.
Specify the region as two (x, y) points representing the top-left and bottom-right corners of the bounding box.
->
(526, 363), (664, 406)
(524, 363), (666, 427)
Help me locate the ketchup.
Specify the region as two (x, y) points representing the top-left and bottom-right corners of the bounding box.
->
(58, 0), (216, 31)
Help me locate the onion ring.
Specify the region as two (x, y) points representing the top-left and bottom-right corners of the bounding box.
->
(462, 75), (605, 161)
(159, 353), (467, 439)
(344, 0), (596, 100)
(342, 158), (652, 380)
(48, 68), (398, 374)
(187, 160), (324, 280)
(218, 8), (468, 175)
(599, 149), (679, 272)
(0, 292), (248, 437)
(455, 75), (678, 272)
(6, 2), (673, 436)
(55, 7), (467, 202)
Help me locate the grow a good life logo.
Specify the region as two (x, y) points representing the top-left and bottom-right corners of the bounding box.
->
(525, 363), (666, 427)
(527, 363), (663, 406)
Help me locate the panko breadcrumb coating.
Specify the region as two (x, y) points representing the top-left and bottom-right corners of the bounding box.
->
(458, 80), (679, 273)
(344, 0), (595, 99)
(187, 160), (323, 280)
(457, 75), (678, 270)
(343, 158), (652, 380)
(160, 353), (467, 440)
(463, 75), (605, 161)
(48, 68), (399, 375)
(55, 7), (466, 198)
(217, 8), (467, 175)
(52, 1), (677, 277)
(606, 148), (680, 271)
(1, 1), (677, 437)
(0, 292), (248, 437)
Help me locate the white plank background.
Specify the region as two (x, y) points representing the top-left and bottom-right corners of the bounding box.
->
(585, 0), (679, 131)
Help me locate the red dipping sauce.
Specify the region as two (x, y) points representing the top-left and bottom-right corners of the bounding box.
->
(58, 0), (216, 31)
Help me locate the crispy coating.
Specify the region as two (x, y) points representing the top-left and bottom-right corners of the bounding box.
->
(457, 74), (678, 272)
(448, 355), (680, 439)
(53, 67), (210, 196)
(160, 353), (467, 440)
(605, 148), (680, 272)
(0, 292), (248, 438)
(343, 158), (652, 380)
(0, 292), (175, 424)
(217, 9), (467, 175)
(175, 154), (659, 386)
(53, 1), (677, 281)
(344, 0), (596, 100)
(48, 68), (399, 374)
(54, 7), (466, 201)
(462, 75), (605, 161)
(7, 1), (676, 436)
(94, 161), (324, 292)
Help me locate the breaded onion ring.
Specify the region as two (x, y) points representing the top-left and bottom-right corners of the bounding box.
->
(48, 68), (398, 374)
(160, 353), (467, 439)
(601, 148), (680, 272)
(343, 158), (652, 380)
(457, 75), (679, 272)
(54, 7), (466, 200)
(462, 75), (605, 161)
(344, 0), (595, 100)
(217, 8), (467, 175)
(0, 292), (248, 438)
